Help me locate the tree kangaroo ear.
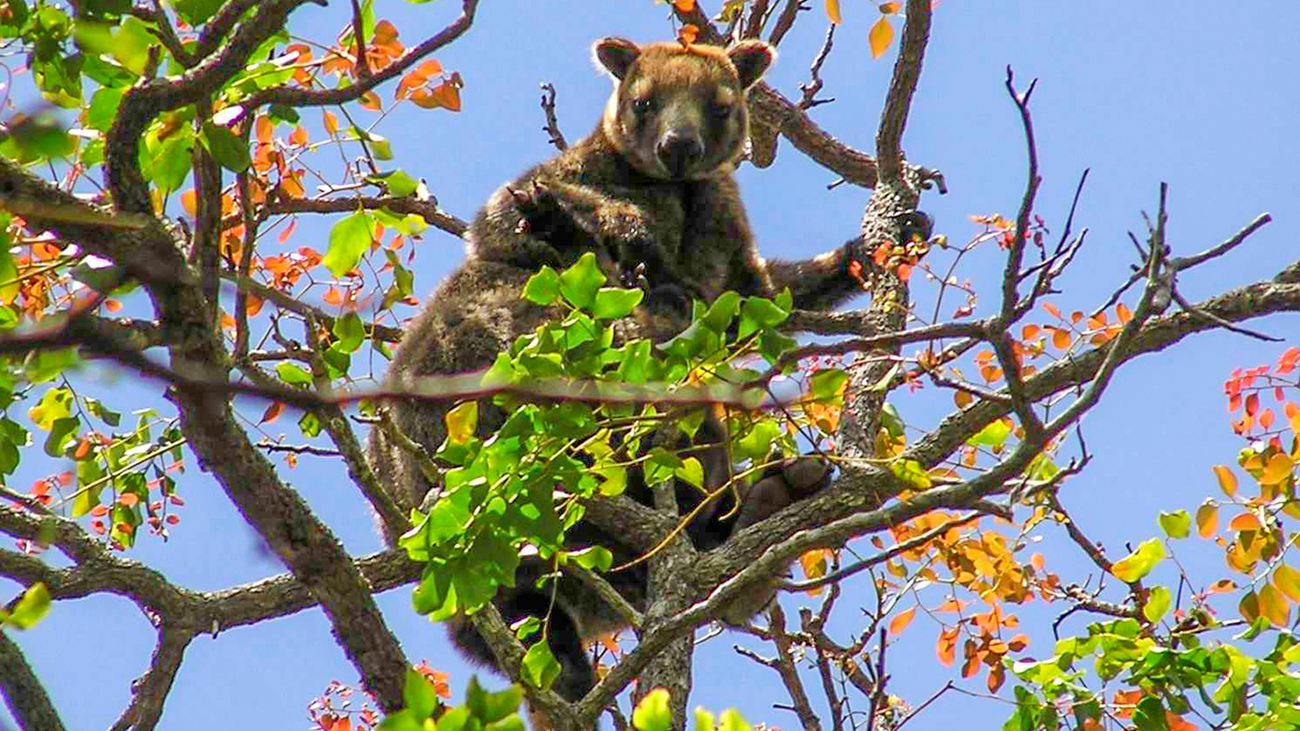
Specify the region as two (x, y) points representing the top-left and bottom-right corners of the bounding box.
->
(727, 39), (776, 90)
(593, 37), (642, 81)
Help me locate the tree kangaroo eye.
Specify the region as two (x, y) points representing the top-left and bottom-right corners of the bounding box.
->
(633, 96), (657, 114)
(709, 102), (732, 120)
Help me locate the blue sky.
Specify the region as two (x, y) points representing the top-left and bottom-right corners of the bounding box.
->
(6, 2), (1300, 730)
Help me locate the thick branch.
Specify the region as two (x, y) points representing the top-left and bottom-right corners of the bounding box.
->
(0, 630), (66, 731)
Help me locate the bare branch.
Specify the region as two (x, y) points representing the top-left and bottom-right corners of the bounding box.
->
(874, 0), (932, 183)
(108, 626), (195, 731)
(266, 193), (469, 239)
(539, 83), (568, 151)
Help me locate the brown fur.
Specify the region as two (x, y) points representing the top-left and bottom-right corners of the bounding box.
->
(368, 37), (868, 716)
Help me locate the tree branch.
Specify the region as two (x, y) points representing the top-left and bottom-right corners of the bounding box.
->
(0, 629), (66, 731)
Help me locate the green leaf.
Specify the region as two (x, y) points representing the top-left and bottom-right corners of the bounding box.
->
(5, 583), (51, 629)
(591, 287), (644, 320)
(967, 419), (1012, 449)
(333, 311), (365, 353)
(632, 688), (673, 731)
(477, 684), (523, 725)
(1111, 538), (1165, 583)
(1143, 586), (1172, 624)
(173, 0), (223, 26)
(276, 362), (313, 387)
(521, 640), (561, 690)
(1132, 696), (1169, 731)
(87, 87), (124, 132)
(201, 123), (250, 173)
(701, 291), (740, 332)
(43, 416), (78, 457)
(403, 669), (440, 720)
(1157, 510), (1191, 539)
(298, 411), (322, 438)
(522, 266), (561, 306)
(568, 546), (613, 572)
(369, 169), (419, 197)
(737, 296), (789, 339)
(676, 456), (704, 489)
(151, 133), (194, 193)
(809, 368), (849, 402)
(322, 209), (374, 277)
(558, 252), (606, 310)
(716, 710), (752, 731)
(0, 238), (17, 304)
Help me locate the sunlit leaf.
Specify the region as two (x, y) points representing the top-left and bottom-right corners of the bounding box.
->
(825, 0), (842, 24)
(868, 16), (894, 59)
(888, 606), (917, 636)
(1196, 500), (1218, 538)
(1212, 464), (1238, 497)
(322, 209), (374, 277)
(1111, 538), (1164, 583)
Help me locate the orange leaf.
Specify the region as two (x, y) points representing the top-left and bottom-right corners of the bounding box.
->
(118, 492), (139, 506)
(255, 115), (273, 144)
(104, 299), (122, 312)
(879, 1), (901, 12)
(888, 606), (916, 636)
(987, 662), (1005, 693)
(1228, 512), (1261, 532)
(868, 16), (894, 59)
(1261, 453), (1295, 485)
(1042, 302), (1062, 320)
(180, 189), (198, 217)
(359, 90), (383, 111)
(1212, 465), (1237, 497)
(322, 110), (339, 135)
(260, 401), (285, 425)
(935, 627), (957, 666)
(279, 218), (298, 244)
(372, 20), (399, 45)
(1116, 302), (1132, 323)
(672, 0), (695, 11)
(678, 23), (699, 46)
(1020, 324), (1040, 340)
(825, 0), (842, 24)
(1051, 328), (1072, 350)
(953, 390), (972, 409)
(1196, 501), (1218, 538)
(1206, 578), (1237, 595)
(289, 125), (308, 147)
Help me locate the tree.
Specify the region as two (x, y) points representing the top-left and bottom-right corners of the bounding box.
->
(1, 1), (1298, 730)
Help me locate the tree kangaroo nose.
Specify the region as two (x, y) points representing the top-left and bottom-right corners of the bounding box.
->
(657, 132), (703, 178)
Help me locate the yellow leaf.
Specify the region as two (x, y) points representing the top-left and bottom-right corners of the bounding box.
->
(1261, 453), (1295, 485)
(1275, 565), (1300, 602)
(1196, 500), (1218, 538)
(868, 16), (894, 59)
(323, 110), (339, 135)
(444, 401), (478, 445)
(825, 0), (842, 24)
(799, 549), (830, 597)
(1260, 584), (1290, 626)
(888, 605), (916, 636)
(1212, 465), (1237, 497)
